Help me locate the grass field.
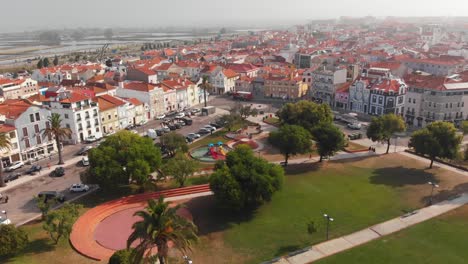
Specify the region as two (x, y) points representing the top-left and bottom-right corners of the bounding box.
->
(186, 154), (468, 264)
(264, 117), (280, 126)
(317, 204), (468, 264)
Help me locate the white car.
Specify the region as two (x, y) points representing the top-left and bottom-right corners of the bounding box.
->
(0, 217), (11, 225)
(187, 133), (201, 139)
(69, 184), (90, 192)
(5, 161), (24, 172)
(82, 156), (90, 166)
(156, 114), (166, 120)
(85, 135), (101, 143)
(347, 122), (362, 130)
(203, 125), (216, 132)
(175, 112), (185, 118)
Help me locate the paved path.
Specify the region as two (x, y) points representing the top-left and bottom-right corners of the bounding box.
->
(271, 193), (468, 264)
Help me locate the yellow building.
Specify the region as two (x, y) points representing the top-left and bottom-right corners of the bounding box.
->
(95, 95), (125, 135)
(264, 76), (308, 100)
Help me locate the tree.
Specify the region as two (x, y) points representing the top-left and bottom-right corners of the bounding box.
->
(162, 154), (198, 187)
(42, 113), (71, 165)
(53, 55), (59, 66)
(127, 197), (198, 264)
(198, 76), (212, 107)
(35, 195), (53, 220)
(37, 59), (43, 69)
(104, 28), (114, 40)
(231, 103), (258, 120)
(268, 124), (312, 165)
(160, 132), (188, 157)
(366, 114), (406, 154)
(277, 100), (333, 131)
(219, 113), (241, 132)
(409, 121), (462, 168)
(0, 224), (28, 257)
(43, 203), (82, 244)
(42, 57), (50, 67)
(88, 131), (162, 191)
(311, 123), (345, 162)
(0, 132), (11, 187)
(209, 145), (284, 210)
(461, 120), (468, 135)
(109, 249), (137, 264)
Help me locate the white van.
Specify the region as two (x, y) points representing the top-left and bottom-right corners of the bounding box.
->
(147, 129), (157, 139)
(82, 156), (90, 166)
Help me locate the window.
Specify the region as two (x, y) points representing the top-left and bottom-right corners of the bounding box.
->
(108, 114), (111, 120)
(36, 135), (42, 144)
(64, 114), (69, 119)
(66, 124), (71, 129)
(372, 95), (377, 103)
(408, 97), (411, 103)
(34, 124), (39, 133)
(9, 132), (15, 138)
(22, 127), (28, 137)
(446, 103), (448, 108)
(35, 113), (40, 121)
(25, 138), (30, 148)
(378, 97), (383, 104)
(413, 99), (416, 104)
(429, 102), (432, 107)
(12, 143), (18, 149)
(29, 114), (34, 122)
(450, 103), (453, 108)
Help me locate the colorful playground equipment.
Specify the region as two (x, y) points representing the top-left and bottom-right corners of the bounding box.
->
(207, 142), (226, 160)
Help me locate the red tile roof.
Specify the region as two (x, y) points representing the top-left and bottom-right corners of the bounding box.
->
(0, 99), (34, 119)
(124, 82), (157, 92)
(96, 95), (126, 111)
(0, 124), (15, 133)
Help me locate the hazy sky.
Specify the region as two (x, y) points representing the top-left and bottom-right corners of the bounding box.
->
(1, 0), (467, 32)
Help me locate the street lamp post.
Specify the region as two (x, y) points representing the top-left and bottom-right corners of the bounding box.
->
(323, 213), (334, 240)
(428, 182), (439, 205)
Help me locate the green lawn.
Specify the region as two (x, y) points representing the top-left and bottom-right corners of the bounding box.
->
(264, 117), (280, 126)
(317, 205), (468, 264)
(188, 154), (468, 264)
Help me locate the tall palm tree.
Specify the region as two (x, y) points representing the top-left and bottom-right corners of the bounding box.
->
(127, 196), (198, 264)
(198, 75), (212, 107)
(42, 113), (71, 165)
(0, 132), (11, 187)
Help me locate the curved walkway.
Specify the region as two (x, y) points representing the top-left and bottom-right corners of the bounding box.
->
(70, 184), (212, 262)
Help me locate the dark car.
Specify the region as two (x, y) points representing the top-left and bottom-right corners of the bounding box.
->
(25, 165), (42, 175)
(155, 129), (164, 136)
(5, 172), (21, 182)
(77, 146), (93, 156)
(174, 123), (182, 129)
(182, 118), (193, 126)
(37, 191), (65, 203)
(50, 167), (65, 177)
(168, 124), (177, 131)
(210, 122), (223, 129)
(185, 136), (193, 143)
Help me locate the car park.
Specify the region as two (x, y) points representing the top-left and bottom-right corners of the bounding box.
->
(25, 165), (42, 175)
(69, 183), (90, 192)
(77, 145), (93, 155)
(38, 191), (65, 203)
(5, 161), (24, 172)
(4, 172), (21, 182)
(50, 167), (65, 177)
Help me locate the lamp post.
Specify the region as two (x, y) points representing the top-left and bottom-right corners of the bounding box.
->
(428, 182), (439, 205)
(323, 213), (334, 240)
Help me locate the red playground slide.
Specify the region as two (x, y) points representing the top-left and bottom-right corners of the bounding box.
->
(210, 147), (218, 159)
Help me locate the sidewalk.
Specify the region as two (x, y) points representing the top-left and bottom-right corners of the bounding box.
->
(272, 193), (468, 264)
(0, 155), (84, 193)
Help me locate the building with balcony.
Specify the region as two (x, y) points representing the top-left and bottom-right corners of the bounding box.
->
(311, 67), (347, 106)
(94, 95), (126, 135)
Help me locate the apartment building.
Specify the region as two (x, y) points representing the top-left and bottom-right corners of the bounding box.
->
(0, 125), (21, 166)
(311, 67), (347, 106)
(0, 78), (39, 99)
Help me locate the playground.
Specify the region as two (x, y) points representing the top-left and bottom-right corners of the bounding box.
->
(190, 142), (232, 162)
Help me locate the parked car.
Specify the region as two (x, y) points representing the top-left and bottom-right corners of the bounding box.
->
(138, 119), (148, 126)
(168, 124), (177, 131)
(156, 129), (164, 136)
(156, 114), (166, 120)
(25, 165), (42, 175)
(77, 146), (93, 155)
(85, 135), (101, 143)
(37, 191), (65, 203)
(209, 122), (223, 129)
(0, 217), (11, 225)
(187, 133), (201, 139)
(174, 123), (182, 129)
(50, 167), (65, 177)
(5, 161), (24, 172)
(175, 112), (185, 118)
(347, 122), (362, 130)
(190, 108), (200, 114)
(125, 124), (136, 130)
(181, 118), (193, 126)
(186, 136), (193, 143)
(82, 157), (90, 166)
(69, 183), (90, 193)
(161, 126), (171, 133)
(198, 128), (211, 135)
(203, 125), (216, 132)
(4, 172), (21, 182)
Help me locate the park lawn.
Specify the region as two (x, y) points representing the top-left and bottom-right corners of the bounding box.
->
(317, 204), (468, 264)
(264, 117), (280, 126)
(345, 141), (368, 152)
(187, 153), (468, 264)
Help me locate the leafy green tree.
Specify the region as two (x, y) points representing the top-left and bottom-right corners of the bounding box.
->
(209, 145), (284, 210)
(35, 195), (53, 220)
(311, 123), (345, 162)
(43, 57), (50, 67)
(163, 154), (199, 187)
(88, 131), (162, 191)
(230, 103), (258, 120)
(409, 121), (462, 168)
(0, 224), (28, 257)
(268, 124), (312, 165)
(42, 113), (71, 165)
(160, 132), (188, 157)
(461, 120), (468, 135)
(43, 203), (83, 244)
(366, 114), (406, 154)
(109, 249), (137, 264)
(53, 55), (59, 66)
(277, 100), (333, 130)
(219, 113), (241, 132)
(0, 132), (11, 187)
(37, 59), (43, 69)
(127, 197), (198, 264)
(198, 76), (212, 107)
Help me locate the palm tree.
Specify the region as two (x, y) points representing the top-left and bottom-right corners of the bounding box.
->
(198, 75), (212, 107)
(0, 132), (11, 187)
(42, 113), (71, 165)
(127, 196), (198, 264)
